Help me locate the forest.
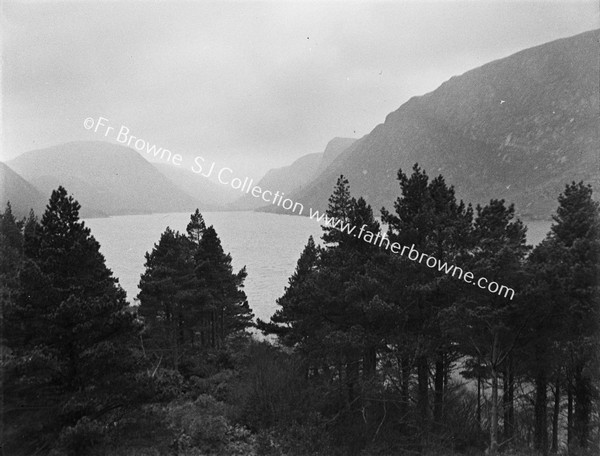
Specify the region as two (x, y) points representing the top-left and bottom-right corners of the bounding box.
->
(1, 164), (598, 456)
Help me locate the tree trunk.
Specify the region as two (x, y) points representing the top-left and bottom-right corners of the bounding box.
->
(534, 369), (548, 456)
(503, 356), (514, 447)
(417, 355), (429, 450)
(220, 307), (225, 346)
(573, 362), (590, 449)
(347, 356), (360, 410)
(551, 376), (560, 453)
(477, 371), (482, 429)
(338, 359), (344, 405)
(433, 352), (445, 430)
(210, 310), (215, 349)
(363, 347), (377, 379)
(567, 377), (573, 447)
(401, 356), (410, 407)
(398, 355), (411, 430)
(171, 317), (179, 370)
(490, 366), (499, 456)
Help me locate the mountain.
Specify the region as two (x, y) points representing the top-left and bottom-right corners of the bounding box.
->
(262, 30), (599, 220)
(318, 137), (358, 171)
(6, 141), (205, 218)
(153, 162), (237, 210)
(231, 137), (355, 210)
(0, 162), (48, 219)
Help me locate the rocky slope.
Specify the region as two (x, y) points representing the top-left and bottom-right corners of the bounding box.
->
(263, 30), (599, 220)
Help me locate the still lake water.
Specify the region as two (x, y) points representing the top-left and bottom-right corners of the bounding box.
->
(85, 212), (552, 323)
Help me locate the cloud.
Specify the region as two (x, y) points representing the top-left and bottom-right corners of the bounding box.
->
(2, 0), (598, 178)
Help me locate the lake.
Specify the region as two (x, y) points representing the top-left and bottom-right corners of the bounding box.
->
(85, 212), (552, 323)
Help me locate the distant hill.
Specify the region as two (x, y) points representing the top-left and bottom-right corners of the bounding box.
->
(153, 162), (237, 210)
(317, 137), (358, 171)
(231, 137), (355, 210)
(0, 162), (48, 219)
(6, 141), (204, 218)
(263, 30), (599, 220)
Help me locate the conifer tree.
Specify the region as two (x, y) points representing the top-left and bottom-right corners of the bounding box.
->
(381, 164), (474, 441)
(138, 227), (198, 368)
(263, 178), (384, 418)
(523, 235), (570, 455)
(195, 225), (253, 343)
(138, 211), (253, 366)
(22, 208), (40, 258)
(3, 187), (145, 455)
(256, 235), (321, 342)
(445, 199), (529, 456)
(532, 182), (599, 451)
(0, 202), (23, 253)
(381, 165), (435, 431)
(0, 203), (24, 350)
(186, 208), (206, 244)
(322, 175), (353, 247)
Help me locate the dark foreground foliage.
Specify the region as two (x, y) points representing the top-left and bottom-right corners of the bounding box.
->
(1, 166), (598, 456)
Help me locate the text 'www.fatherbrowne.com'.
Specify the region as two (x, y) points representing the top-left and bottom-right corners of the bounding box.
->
(309, 209), (516, 301)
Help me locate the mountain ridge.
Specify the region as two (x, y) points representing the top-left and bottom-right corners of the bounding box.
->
(0, 162), (49, 219)
(260, 29), (599, 220)
(6, 141), (206, 217)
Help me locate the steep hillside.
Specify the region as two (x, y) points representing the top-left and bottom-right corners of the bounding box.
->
(232, 137), (355, 210)
(264, 30), (599, 220)
(0, 162), (48, 218)
(318, 137), (358, 171)
(7, 141), (204, 217)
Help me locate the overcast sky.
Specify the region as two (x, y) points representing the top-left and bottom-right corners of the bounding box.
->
(2, 0), (598, 179)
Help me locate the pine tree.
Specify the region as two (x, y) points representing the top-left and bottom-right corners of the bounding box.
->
(543, 182), (599, 450)
(138, 211), (253, 366)
(37, 186), (124, 302)
(0, 202), (23, 253)
(381, 164), (435, 432)
(186, 208), (206, 244)
(263, 178), (385, 419)
(381, 164), (474, 442)
(195, 225), (253, 343)
(138, 227), (198, 369)
(3, 187), (144, 455)
(0, 203), (24, 351)
(446, 199), (529, 456)
(381, 164), (433, 247)
(23, 208), (40, 259)
(322, 175), (353, 247)
(523, 236), (570, 455)
(257, 236), (321, 342)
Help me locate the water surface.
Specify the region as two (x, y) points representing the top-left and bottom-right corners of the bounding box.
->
(85, 212), (552, 322)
